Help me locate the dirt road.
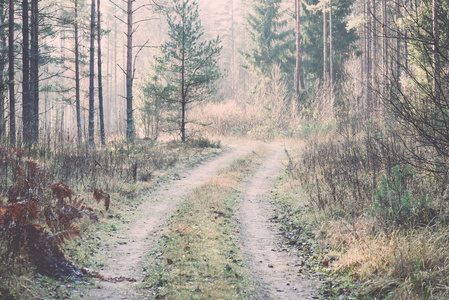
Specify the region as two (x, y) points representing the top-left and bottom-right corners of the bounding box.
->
(86, 143), (255, 299)
(85, 142), (316, 299)
(239, 145), (317, 299)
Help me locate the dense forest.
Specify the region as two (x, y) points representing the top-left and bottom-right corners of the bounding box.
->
(1, 0), (449, 299)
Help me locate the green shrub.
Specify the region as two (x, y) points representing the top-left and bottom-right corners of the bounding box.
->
(372, 165), (434, 229)
(187, 137), (221, 148)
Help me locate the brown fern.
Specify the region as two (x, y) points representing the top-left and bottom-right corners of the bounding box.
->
(0, 148), (101, 279)
(91, 187), (111, 210)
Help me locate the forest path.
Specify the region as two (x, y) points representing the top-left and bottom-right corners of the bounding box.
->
(86, 142), (257, 300)
(239, 144), (317, 299)
(84, 141), (317, 299)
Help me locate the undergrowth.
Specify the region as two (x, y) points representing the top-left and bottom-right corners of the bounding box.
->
(280, 121), (449, 299)
(0, 139), (223, 299)
(0, 146), (111, 298)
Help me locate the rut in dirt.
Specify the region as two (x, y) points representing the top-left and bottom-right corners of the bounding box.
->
(239, 146), (317, 300)
(86, 143), (256, 300)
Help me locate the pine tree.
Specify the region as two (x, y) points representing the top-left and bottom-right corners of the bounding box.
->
(243, 0), (294, 79)
(125, 0), (133, 142)
(301, 0), (356, 83)
(155, 0), (222, 142)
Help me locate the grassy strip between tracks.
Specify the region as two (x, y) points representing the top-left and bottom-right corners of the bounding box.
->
(141, 146), (267, 299)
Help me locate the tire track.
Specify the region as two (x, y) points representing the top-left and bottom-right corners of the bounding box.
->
(239, 145), (317, 300)
(86, 142), (258, 300)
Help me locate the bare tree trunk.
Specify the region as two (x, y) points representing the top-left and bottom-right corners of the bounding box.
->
(365, 0), (372, 119)
(88, 0), (95, 147)
(0, 2), (5, 140)
(97, 0), (105, 145)
(0, 69), (4, 139)
(22, 0), (32, 145)
(381, 0), (387, 84)
(114, 10), (118, 135)
(432, 0), (439, 103)
(381, 0), (388, 118)
(394, 0), (400, 85)
(359, 0), (365, 116)
(9, 0), (15, 145)
(294, 0), (304, 108)
(75, 0), (82, 144)
(181, 26), (186, 142)
(371, 0), (378, 112)
(231, 0), (236, 99)
(329, 0), (333, 116)
(323, 0), (327, 85)
(30, 0), (39, 143)
(126, 0), (134, 142)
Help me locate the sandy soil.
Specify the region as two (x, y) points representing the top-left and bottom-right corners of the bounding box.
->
(239, 144), (318, 300)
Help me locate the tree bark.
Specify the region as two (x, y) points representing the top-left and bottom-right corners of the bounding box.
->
(126, 0), (134, 142)
(231, 0), (235, 98)
(181, 11), (186, 142)
(9, 0), (15, 145)
(75, 0), (82, 144)
(329, 0), (333, 115)
(394, 0), (400, 85)
(0, 1), (6, 139)
(88, 0), (95, 147)
(22, 0), (32, 145)
(294, 0), (304, 107)
(30, 0), (39, 143)
(323, 0), (327, 84)
(365, 0), (372, 118)
(381, 0), (387, 79)
(371, 0), (377, 111)
(97, 0), (105, 145)
(432, 0), (439, 103)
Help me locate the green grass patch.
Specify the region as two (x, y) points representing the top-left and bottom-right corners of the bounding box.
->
(141, 149), (263, 299)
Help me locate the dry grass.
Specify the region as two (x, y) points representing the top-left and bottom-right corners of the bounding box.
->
(281, 130), (449, 299)
(142, 148), (264, 299)
(190, 66), (302, 140)
(0, 139), (224, 299)
(190, 99), (261, 137)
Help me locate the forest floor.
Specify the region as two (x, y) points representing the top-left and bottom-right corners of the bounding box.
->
(72, 141), (319, 299)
